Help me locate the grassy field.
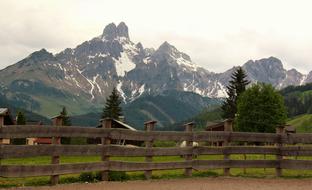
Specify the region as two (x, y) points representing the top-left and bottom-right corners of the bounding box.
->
(1, 154), (312, 188)
(287, 114), (312, 132)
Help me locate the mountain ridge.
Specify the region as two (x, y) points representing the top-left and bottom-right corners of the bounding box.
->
(0, 22), (311, 117)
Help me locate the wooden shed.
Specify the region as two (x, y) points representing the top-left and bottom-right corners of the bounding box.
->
(0, 108), (15, 144)
(205, 119), (233, 146)
(88, 119), (143, 146)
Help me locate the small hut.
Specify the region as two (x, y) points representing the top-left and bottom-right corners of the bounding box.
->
(0, 108), (15, 144)
(88, 118), (143, 146)
(205, 119), (233, 146)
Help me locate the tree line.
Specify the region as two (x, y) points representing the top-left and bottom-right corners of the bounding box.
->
(221, 67), (287, 133)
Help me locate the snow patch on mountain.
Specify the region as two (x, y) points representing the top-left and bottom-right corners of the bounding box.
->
(113, 51), (136, 77)
(93, 74), (102, 94)
(116, 81), (126, 102)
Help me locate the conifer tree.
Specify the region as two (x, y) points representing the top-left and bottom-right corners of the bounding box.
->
(12, 111), (26, 145)
(60, 106), (71, 126)
(60, 106), (71, 144)
(221, 67), (250, 119)
(102, 87), (123, 120)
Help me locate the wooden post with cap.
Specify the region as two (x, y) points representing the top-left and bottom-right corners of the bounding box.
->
(50, 114), (63, 185)
(0, 113), (4, 167)
(223, 119), (233, 176)
(0, 113), (4, 145)
(144, 120), (157, 179)
(101, 118), (112, 181)
(184, 122), (194, 177)
(276, 125), (284, 177)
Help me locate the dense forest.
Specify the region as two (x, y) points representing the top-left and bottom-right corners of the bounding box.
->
(280, 83), (312, 117)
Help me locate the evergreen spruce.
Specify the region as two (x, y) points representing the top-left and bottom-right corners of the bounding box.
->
(102, 87), (123, 120)
(12, 111), (26, 145)
(60, 106), (71, 144)
(221, 67), (250, 119)
(60, 106), (71, 126)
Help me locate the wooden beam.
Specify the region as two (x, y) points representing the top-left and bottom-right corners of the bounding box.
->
(144, 120), (156, 179)
(101, 118), (112, 181)
(184, 122), (194, 177)
(50, 116), (62, 185)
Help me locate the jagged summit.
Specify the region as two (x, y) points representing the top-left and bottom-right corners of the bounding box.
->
(155, 41), (192, 62)
(117, 22), (129, 39)
(102, 22), (129, 40)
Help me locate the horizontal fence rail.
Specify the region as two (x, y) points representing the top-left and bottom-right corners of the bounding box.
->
(3, 145), (312, 159)
(1, 121), (312, 184)
(2, 125), (312, 144)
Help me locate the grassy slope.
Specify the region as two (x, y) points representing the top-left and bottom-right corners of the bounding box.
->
(287, 114), (312, 133)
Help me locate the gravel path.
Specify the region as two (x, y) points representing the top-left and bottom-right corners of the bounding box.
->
(12, 177), (312, 190)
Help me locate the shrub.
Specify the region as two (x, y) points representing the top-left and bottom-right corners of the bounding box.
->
(79, 172), (95, 182)
(95, 171), (129, 181)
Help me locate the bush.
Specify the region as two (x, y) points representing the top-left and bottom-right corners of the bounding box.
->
(79, 172), (95, 182)
(95, 171), (128, 181)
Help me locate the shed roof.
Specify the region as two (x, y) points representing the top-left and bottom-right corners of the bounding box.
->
(206, 121), (224, 130)
(97, 119), (137, 131)
(0, 108), (9, 116)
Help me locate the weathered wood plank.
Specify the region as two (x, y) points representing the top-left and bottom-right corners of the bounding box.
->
(109, 161), (192, 171)
(0, 145), (282, 159)
(3, 159), (310, 178)
(281, 147), (312, 156)
(3, 126), (312, 143)
(282, 134), (312, 144)
(281, 160), (312, 170)
(0, 162), (109, 178)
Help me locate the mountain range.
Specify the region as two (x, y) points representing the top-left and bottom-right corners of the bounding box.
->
(0, 22), (311, 120)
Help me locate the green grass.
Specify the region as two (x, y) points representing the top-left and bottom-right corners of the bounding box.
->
(287, 114), (312, 132)
(2, 154), (312, 188)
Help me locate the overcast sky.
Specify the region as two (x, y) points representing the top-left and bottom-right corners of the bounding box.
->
(1, 0), (312, 73)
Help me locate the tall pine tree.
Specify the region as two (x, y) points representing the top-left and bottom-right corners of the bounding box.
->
(60, 106), (71, 144)
(221, 67), (250, 119)
(12, 111), (26, 145)
(102, 87), (123, 120)
(60, 106), (71, 126)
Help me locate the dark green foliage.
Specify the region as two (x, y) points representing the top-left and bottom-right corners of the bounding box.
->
(60, 106), (71, 126)
(94, 171), (128, 181)
(11, 111), (26, 145)
(102, 87), (123, 120)
(16, 111), (26, 125)
(60, 106), (71, 144)
(280, 83), (312, 117)
(79, 172), (94, 182)
(236, 83), (287, 133)
(221, 67), (250, 119)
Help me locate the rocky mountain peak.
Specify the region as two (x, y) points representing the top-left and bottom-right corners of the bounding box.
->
(102, 22), (129, 40)
(117, 22), (129, 39)
(27, 48), (54, 61)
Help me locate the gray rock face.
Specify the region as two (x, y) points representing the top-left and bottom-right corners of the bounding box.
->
(0, 22), (311, 107)
(117, 22), (129, 39)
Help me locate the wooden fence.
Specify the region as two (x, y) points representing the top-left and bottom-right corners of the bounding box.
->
(1, 118), (312, 185)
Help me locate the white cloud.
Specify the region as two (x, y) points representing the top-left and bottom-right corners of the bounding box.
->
(0, 0), (312, 73)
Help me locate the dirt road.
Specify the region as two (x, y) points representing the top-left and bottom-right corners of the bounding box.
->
(13, 177), (312, 190)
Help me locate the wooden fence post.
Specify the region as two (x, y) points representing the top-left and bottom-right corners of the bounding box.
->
(144, 120), (156, 179)
(184, 122), (194, 177)
(223, 119), (233, 176)
(101, 118), (112, 181)
(0, 115), (3, 145)
(50, 115), (63, 185)
(276, 126), (283, 177)
(0, 114), (3, 166)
